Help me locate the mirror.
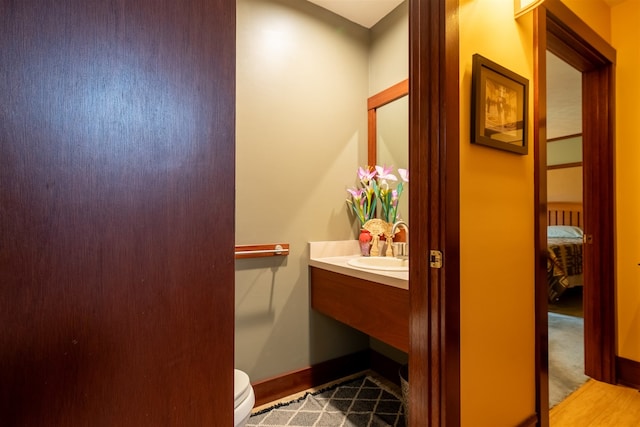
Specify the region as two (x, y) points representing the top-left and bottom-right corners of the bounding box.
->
(368, 79), (409, 223)
(367, 79), (409, 165)
(377, 96), (409, 170)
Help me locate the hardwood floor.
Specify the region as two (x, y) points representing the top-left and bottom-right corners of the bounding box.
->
(550, 379), (640, 426)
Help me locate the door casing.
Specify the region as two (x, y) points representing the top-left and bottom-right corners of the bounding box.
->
(533, 2), (616, 426)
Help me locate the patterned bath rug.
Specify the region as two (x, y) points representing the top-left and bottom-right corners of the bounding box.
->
(247, 375), (406, 427)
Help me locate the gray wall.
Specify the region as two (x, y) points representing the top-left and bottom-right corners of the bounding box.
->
(369, 1), (409, 95)
(367, 1), (409, 366)
(235, 0), (408, 381)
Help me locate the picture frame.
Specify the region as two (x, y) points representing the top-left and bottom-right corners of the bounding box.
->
(471, 54), (529, 155)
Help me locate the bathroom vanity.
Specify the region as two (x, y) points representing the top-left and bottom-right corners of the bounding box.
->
(309, 241), (409, 353)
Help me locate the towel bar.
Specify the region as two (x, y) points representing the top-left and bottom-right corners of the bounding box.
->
(234, 244), (290, 259)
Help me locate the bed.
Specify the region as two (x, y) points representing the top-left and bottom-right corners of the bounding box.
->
(547, 202), (584, 302)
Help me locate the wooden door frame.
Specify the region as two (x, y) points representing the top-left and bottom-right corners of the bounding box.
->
(408, 0), (460, 425)
(533, 1), (616, 425)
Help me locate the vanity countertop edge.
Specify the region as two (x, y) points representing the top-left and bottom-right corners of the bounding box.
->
(308, 240), (408, 290)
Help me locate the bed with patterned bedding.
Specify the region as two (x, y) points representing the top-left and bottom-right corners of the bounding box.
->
(546, 203), (584, 302)
(547, 236), (583, 302)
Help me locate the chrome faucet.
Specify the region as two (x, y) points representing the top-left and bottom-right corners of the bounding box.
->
(391, 220), (409, 259)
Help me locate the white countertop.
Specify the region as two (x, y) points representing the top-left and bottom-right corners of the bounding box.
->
(308, 240), (408, 290)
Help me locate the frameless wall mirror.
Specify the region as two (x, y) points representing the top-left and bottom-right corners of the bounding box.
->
(367, 79), (409, 223)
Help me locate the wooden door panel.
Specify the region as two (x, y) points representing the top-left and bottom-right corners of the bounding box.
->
(0, 1), (235, 425)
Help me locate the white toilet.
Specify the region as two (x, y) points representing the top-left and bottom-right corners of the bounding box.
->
(234, 369), (255, 427)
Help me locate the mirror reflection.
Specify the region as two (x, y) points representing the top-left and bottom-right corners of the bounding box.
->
(377, 95), (408, 221)
(368, 80), (409, 223)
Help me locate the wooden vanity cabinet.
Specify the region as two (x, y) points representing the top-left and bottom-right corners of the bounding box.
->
(310, 266), (409, 353)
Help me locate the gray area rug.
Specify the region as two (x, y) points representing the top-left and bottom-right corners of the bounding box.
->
(548, 312), (590, 408)
(247, 376), (405, 427)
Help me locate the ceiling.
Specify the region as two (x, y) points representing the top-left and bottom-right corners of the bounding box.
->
(306, 0), (403, 28)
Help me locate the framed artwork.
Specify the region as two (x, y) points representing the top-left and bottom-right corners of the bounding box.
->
(471, 54), (529, 155)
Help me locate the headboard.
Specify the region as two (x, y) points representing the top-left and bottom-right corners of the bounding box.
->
(548, 202), (583, 228)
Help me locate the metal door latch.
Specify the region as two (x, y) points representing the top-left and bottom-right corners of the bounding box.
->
(429, 250), (443, 268)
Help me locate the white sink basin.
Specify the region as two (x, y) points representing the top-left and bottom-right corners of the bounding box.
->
(347, 256), (409, 271)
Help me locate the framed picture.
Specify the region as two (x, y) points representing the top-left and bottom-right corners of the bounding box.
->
(471, 54), (529, 155)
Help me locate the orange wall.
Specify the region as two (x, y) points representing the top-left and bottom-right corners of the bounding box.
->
(459, 1), (634, 424)
(459, 1), (535, 425)
(562, 0), (612, 41)
(611, 0), (640, 363)
(459, 1), (638, 424)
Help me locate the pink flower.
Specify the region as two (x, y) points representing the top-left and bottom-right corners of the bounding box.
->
(375, 165), (398, 182)
(347, 187), (363, 199)
(357, 166), (377, 183)
(398, 168), (409, 182)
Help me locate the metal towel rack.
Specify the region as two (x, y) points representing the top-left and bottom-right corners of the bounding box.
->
(234, 243), (290, 259)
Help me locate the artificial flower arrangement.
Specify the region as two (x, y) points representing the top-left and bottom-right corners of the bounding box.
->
(346, 165), (408, 256)
(346, 165), (409, 226)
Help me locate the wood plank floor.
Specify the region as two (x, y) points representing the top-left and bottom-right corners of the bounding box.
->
(550, 379), (640, 426)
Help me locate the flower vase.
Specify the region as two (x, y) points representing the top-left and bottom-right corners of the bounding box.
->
(358, 229), (371, 256)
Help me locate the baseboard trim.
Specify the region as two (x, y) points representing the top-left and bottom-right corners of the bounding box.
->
(616, 356), (640, 389)
(515, 414), (537, 427)
(251, 349), (404, 407)
(251, 350), (369, 406)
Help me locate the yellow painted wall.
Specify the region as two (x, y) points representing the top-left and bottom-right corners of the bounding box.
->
(611, 0), (640, 362)
(459, 1), (535, 425)
(562, 0), (612, 41)
(458, 1), (640, 424)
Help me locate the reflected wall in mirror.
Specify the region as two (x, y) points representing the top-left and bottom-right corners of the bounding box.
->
(367, 79), (408, 165)
(368, 79), (409, 224)
(377, 96), (408, 173)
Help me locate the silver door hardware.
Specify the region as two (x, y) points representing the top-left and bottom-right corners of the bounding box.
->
(430, 250), (443, 268)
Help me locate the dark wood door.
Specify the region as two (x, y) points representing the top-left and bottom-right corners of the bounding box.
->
(0, 1), (235, 425)
(408, 0), (460, 425)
